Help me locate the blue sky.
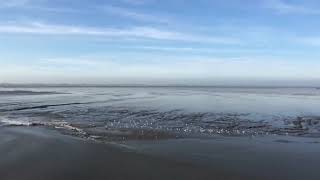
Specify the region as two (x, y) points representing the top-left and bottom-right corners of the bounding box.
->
(0, 0), (320, 85)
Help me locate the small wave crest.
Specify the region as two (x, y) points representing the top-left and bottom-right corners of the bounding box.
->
(0, 116), (87, 137)
(0, 117), (38, 126)
(0, 90), (64, 96)
(1, 119), (33, 126)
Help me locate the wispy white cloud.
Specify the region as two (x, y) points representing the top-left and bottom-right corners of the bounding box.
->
(264, 0), (320, 14)
(296, 37), (320, 46)
(115, 45), (268, 54)
(120, 0), (155, 5)
(0, 21), (240, 44)
(102, 5), (170, 24)
(0, 0), (79, 13)
(0, 22), (183, 40)
(0, 0), (30, 7)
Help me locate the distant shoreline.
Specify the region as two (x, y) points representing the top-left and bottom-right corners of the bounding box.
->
(0, 90), (65, 96)
(0, 83), (319, 89)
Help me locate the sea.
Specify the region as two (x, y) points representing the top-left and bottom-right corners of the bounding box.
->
(1, 86), (320, 141)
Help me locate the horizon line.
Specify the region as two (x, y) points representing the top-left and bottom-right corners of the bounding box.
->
(0, 83), (319, 89)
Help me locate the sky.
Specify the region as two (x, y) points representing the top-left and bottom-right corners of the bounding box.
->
(0, 0), (320, 86)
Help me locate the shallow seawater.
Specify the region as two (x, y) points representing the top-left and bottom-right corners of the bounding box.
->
(1, 87), (320, 141)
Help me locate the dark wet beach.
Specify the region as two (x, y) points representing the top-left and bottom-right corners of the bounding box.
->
(0, 127), (252, 180)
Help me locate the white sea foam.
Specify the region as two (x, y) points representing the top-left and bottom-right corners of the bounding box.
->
(0, 116), (87, 136)
(54, 123), (87, 135)
(0, 117), (35, 126)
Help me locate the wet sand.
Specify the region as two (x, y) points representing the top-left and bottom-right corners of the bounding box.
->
(1, 126), (320, 180)
(127, 136), (320, 180)
(0, 127), (250, 180)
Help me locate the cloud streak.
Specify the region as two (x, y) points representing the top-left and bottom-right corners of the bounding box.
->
(0, 22), (240, 44)
(296, 37), (320, 46)
(264, 0), (320, 14)
(0, 0), (30, 7)
(0, 0), (80, 13)
(102, 5), (170, 24)
(120, 0), (155, 5)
